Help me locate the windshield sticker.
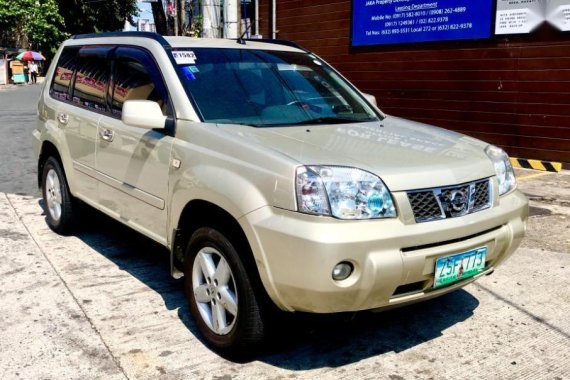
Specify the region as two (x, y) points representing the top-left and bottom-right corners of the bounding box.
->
(172, 51), (197, 64)
(188, 65), (200, 73)
(277, 63), (297, 71)
(181, 66), (197, 80)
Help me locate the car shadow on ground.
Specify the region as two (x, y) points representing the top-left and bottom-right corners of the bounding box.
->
(64, 204), (480, 369)
(257, 290), (478, 369)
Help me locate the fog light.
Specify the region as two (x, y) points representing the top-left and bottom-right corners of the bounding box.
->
(332, 262), (353, 281)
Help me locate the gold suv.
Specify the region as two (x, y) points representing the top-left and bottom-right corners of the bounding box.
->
(34, 32), (528, 352)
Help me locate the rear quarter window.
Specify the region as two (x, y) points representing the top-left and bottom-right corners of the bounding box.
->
(50, 47), (80, 101)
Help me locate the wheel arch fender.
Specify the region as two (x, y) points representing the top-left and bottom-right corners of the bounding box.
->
(171, 198), (284, 308)
(169, 162), (275, 259)
(169, 170), (288, 310)
(37, 128), (75, 194)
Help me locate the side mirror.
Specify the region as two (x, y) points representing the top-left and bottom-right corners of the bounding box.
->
(122, 100), (167, 129)
(362, 93), (377, 107)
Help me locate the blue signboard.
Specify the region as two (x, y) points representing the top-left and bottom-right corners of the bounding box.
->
(352, 0), (494, 46)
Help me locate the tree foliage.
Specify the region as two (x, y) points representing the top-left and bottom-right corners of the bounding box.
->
(0, 0), (67, 54)
(57, 0), (138, 36)
(0, 0), (139, 57)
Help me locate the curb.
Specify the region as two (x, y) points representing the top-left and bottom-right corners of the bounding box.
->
(510, 157), (562, 173)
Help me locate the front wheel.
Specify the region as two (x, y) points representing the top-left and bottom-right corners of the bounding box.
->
(184, 227), (265, 352)
(41, 157), (76, 235)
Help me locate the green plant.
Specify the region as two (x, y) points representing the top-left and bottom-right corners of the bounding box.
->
(190, 14), (203, 37)
(0, 0), (68, 56)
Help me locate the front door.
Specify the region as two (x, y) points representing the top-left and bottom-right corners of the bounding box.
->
(95, 47), (174, 244)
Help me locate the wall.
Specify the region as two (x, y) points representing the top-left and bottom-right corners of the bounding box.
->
(259, 0), (570, 167)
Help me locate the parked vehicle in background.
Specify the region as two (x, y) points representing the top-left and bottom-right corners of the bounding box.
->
(33, 32), (528, 353)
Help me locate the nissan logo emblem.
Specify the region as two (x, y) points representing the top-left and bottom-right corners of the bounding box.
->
(450, 190), (467, 212)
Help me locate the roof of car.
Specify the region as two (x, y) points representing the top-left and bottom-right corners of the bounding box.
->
(165, 37), (305, 52)
(68, 32), (306, 53)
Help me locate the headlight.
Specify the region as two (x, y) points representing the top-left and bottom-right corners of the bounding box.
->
(296, 166), (396, 219)
(485, 145), (516, 195)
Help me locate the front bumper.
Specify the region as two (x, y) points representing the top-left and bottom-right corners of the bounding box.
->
(243, 189), (528, 313)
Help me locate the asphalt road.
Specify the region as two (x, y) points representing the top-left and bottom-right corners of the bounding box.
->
(0, 84), (568, 379)
(0, 84), (42, 196)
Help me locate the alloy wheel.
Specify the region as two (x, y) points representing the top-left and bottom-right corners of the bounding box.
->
(45, 169), (62, 222)
(192, 247), (238, 335)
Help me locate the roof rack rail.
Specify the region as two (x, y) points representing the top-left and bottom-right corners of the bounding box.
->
(71, 31), (170, 48)
(242, 38), (308, 52)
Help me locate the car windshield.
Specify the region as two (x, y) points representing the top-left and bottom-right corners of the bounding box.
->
(175, 47), (381, 126)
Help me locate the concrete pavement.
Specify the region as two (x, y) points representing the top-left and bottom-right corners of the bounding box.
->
(0, 171), (568, 379)
(0, 193), (126, 379)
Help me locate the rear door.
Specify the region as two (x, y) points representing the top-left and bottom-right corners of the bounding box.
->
(49, 46), (111, 201)
(95, 46), (174, 244)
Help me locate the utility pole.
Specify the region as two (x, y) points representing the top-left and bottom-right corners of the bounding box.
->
(225, 0), (238, 38)
(272, 0), (277, 39)
(202, 0), (221, 38)
(179, 0), (186, 35)
(174, 0), (179, 35)
(151, 0), (168, 35)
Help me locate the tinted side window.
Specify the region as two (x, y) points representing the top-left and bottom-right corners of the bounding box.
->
(111, 47), (171, 117)
(50, 47), (80, 101)
(71, 55), (109, 111)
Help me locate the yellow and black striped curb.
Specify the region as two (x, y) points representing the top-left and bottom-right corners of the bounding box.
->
(510, 158), (562, 172)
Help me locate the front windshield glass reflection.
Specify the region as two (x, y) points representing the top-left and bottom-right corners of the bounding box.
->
(176, 48), (380, 127)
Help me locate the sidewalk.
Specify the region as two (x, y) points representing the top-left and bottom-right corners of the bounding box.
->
(0, 193), (125, 379)
(0, 76), (44, 90)
(514, 168), (570, 253)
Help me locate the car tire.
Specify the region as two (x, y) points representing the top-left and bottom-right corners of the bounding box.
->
(41, 157), (76, 235)
(184, 227), (265, 352)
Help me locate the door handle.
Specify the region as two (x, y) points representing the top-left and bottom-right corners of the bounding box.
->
(57, 112), (69, 125)
(100, 128), (115, 142)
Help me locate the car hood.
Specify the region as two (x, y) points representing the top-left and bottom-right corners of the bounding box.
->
(217, 115), (496, 192)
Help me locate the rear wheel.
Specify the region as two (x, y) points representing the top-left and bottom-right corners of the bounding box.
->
(184, 227), (265, 352)
(41, 157), (76, 235)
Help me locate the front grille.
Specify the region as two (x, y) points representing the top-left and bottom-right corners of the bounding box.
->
(408, 191), (443, 221)
(407, 178), (492, 223)
(474, 180), (490, 209)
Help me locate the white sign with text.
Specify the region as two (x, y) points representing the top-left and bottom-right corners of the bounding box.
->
(496, 0), (570, 34)
(546, 0), (570, 31)
(495, 0), (546, 34)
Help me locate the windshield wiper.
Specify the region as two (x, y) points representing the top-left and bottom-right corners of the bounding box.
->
(215, 122), (267, 128)
(288, 116), (376, 126)
(219, 117), (376, 128)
